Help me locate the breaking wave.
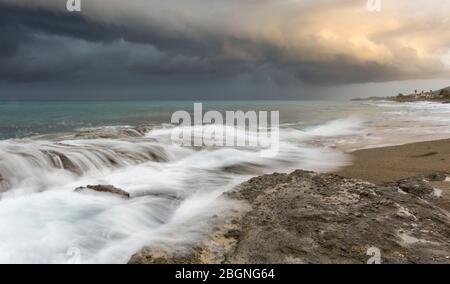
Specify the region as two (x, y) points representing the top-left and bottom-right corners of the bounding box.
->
(0, 118), (363, 263)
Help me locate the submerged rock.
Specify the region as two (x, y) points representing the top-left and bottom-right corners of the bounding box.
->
(130, 170), (450, 264)
(0, 174), (10, 193)
(75, 185), (130, 199)
(75, 127), (148, 140)
(45, 150), (82, 175)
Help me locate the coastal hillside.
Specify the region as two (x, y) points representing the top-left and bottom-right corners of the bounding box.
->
(352, 86), (450, 103)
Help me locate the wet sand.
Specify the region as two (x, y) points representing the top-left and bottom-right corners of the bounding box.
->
(336, 138), (450, 210)
(336, 139), (450, 183)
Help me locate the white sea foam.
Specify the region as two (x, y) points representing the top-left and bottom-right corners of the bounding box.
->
(302, 117), (364, 137)
(0, 101), (448, 263)
(0, 118), (354, 263)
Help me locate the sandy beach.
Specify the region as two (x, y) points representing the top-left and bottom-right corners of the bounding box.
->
(337, 139), (450, 183)
(336, 138), (450, 211)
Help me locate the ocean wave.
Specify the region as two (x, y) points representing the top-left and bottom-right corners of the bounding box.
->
(302, 117), (365, 137)
(0, 119), (353, 263)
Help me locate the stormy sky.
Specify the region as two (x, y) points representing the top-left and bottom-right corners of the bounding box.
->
(1, 0), (450, 100)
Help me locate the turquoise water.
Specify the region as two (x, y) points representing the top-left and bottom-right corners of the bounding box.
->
(0, 101), (181, 139)
(0, 100), (374, 140)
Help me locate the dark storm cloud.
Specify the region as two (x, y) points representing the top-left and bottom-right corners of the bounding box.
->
(0, 4), (107, 82)
(0, 3), (251, 84)
(0, 3), (128, 43)
(0, 0), (449, 99)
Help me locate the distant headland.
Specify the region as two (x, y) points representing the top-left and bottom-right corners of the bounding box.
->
(352, 86), (450, 103)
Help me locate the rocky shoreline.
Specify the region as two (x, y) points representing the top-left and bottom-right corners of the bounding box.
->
(351, 86), (450, 103)
(129, 170), (450, 264)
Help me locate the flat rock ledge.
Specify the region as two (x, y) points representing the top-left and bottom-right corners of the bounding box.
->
(129, 170), (450, 264)
(75, 185), (130, 199)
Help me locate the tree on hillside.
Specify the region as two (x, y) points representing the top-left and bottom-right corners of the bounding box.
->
(439, 89), (450, 99)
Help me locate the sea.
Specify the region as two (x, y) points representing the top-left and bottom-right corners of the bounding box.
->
(0, 100), (449, 263)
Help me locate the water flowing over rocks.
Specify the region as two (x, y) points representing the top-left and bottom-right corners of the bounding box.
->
(74, 185), (131, 199)
(0, 174), (9, 193)
(0, 127), (170, 192)
(130, 170), (450, 264)
(74, 127), (148, 139)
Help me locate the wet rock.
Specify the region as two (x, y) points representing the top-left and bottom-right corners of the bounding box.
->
(75, 185), (130, 199)
(0, 174), (10, 192)
(131, 170), (450, 264)
(129, 247), (202, 264)
(75, 127), (148, 140)
(393, 176), (434, 197)
(45, 151), (81, 175)
(222, 163), (263, 175)
(424, 172), (448, 182)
